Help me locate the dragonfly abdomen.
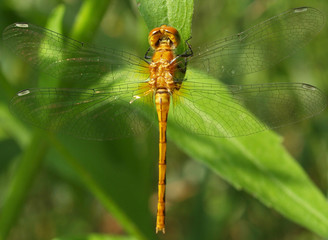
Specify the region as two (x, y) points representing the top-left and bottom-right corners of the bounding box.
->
(155, 89), (170, 233)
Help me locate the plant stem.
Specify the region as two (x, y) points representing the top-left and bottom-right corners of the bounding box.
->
(71, 0), (112, 41)
(0, 130), (48, 240)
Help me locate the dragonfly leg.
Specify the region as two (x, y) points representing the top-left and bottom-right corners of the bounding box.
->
(144, 46), (152, 59)
(178, 36), (193, 57)
(171, 37), (193, 74)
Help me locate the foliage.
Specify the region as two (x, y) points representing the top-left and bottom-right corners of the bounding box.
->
(0, 0), (328, 240)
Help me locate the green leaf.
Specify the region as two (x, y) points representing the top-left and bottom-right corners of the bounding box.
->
(138, 0), (328, 237)
(169, 106), (328, 237)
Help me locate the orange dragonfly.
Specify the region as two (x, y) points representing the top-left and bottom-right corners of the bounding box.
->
(3, 7), (327, 233)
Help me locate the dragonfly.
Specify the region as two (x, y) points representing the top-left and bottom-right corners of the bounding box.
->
(3, 7), (327, 233)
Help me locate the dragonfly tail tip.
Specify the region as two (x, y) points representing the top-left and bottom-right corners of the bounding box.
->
(156, 227), (165, 234)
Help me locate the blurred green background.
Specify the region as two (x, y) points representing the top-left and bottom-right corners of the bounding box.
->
(0, 0), (327, 240)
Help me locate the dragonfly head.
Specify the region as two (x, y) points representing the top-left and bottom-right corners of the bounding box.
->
(148, 25), (180, 50)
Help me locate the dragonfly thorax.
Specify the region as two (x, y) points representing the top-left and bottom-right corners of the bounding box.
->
(149, 59), (175, 91)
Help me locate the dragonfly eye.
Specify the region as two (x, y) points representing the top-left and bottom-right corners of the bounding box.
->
(148, 25), (180, 49)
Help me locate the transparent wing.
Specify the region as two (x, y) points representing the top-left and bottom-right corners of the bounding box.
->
(188, 7), (325, 79)
(4, 23), (154, 140)
(173, 79), (327, 137)
(2, 23), (149, 88)
(10, 83), (155, 140)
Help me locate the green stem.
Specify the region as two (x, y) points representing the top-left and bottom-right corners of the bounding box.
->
(0, 69), (15, 103)
(0, 130), (48, 240)
(70, 0), (112, 41)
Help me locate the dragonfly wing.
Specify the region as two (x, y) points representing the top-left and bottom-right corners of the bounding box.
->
(10, 85), (155, 140)
(188, 7), (325, 79)
(2, 23), (149, 88)
(172, 79), (327, 137)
